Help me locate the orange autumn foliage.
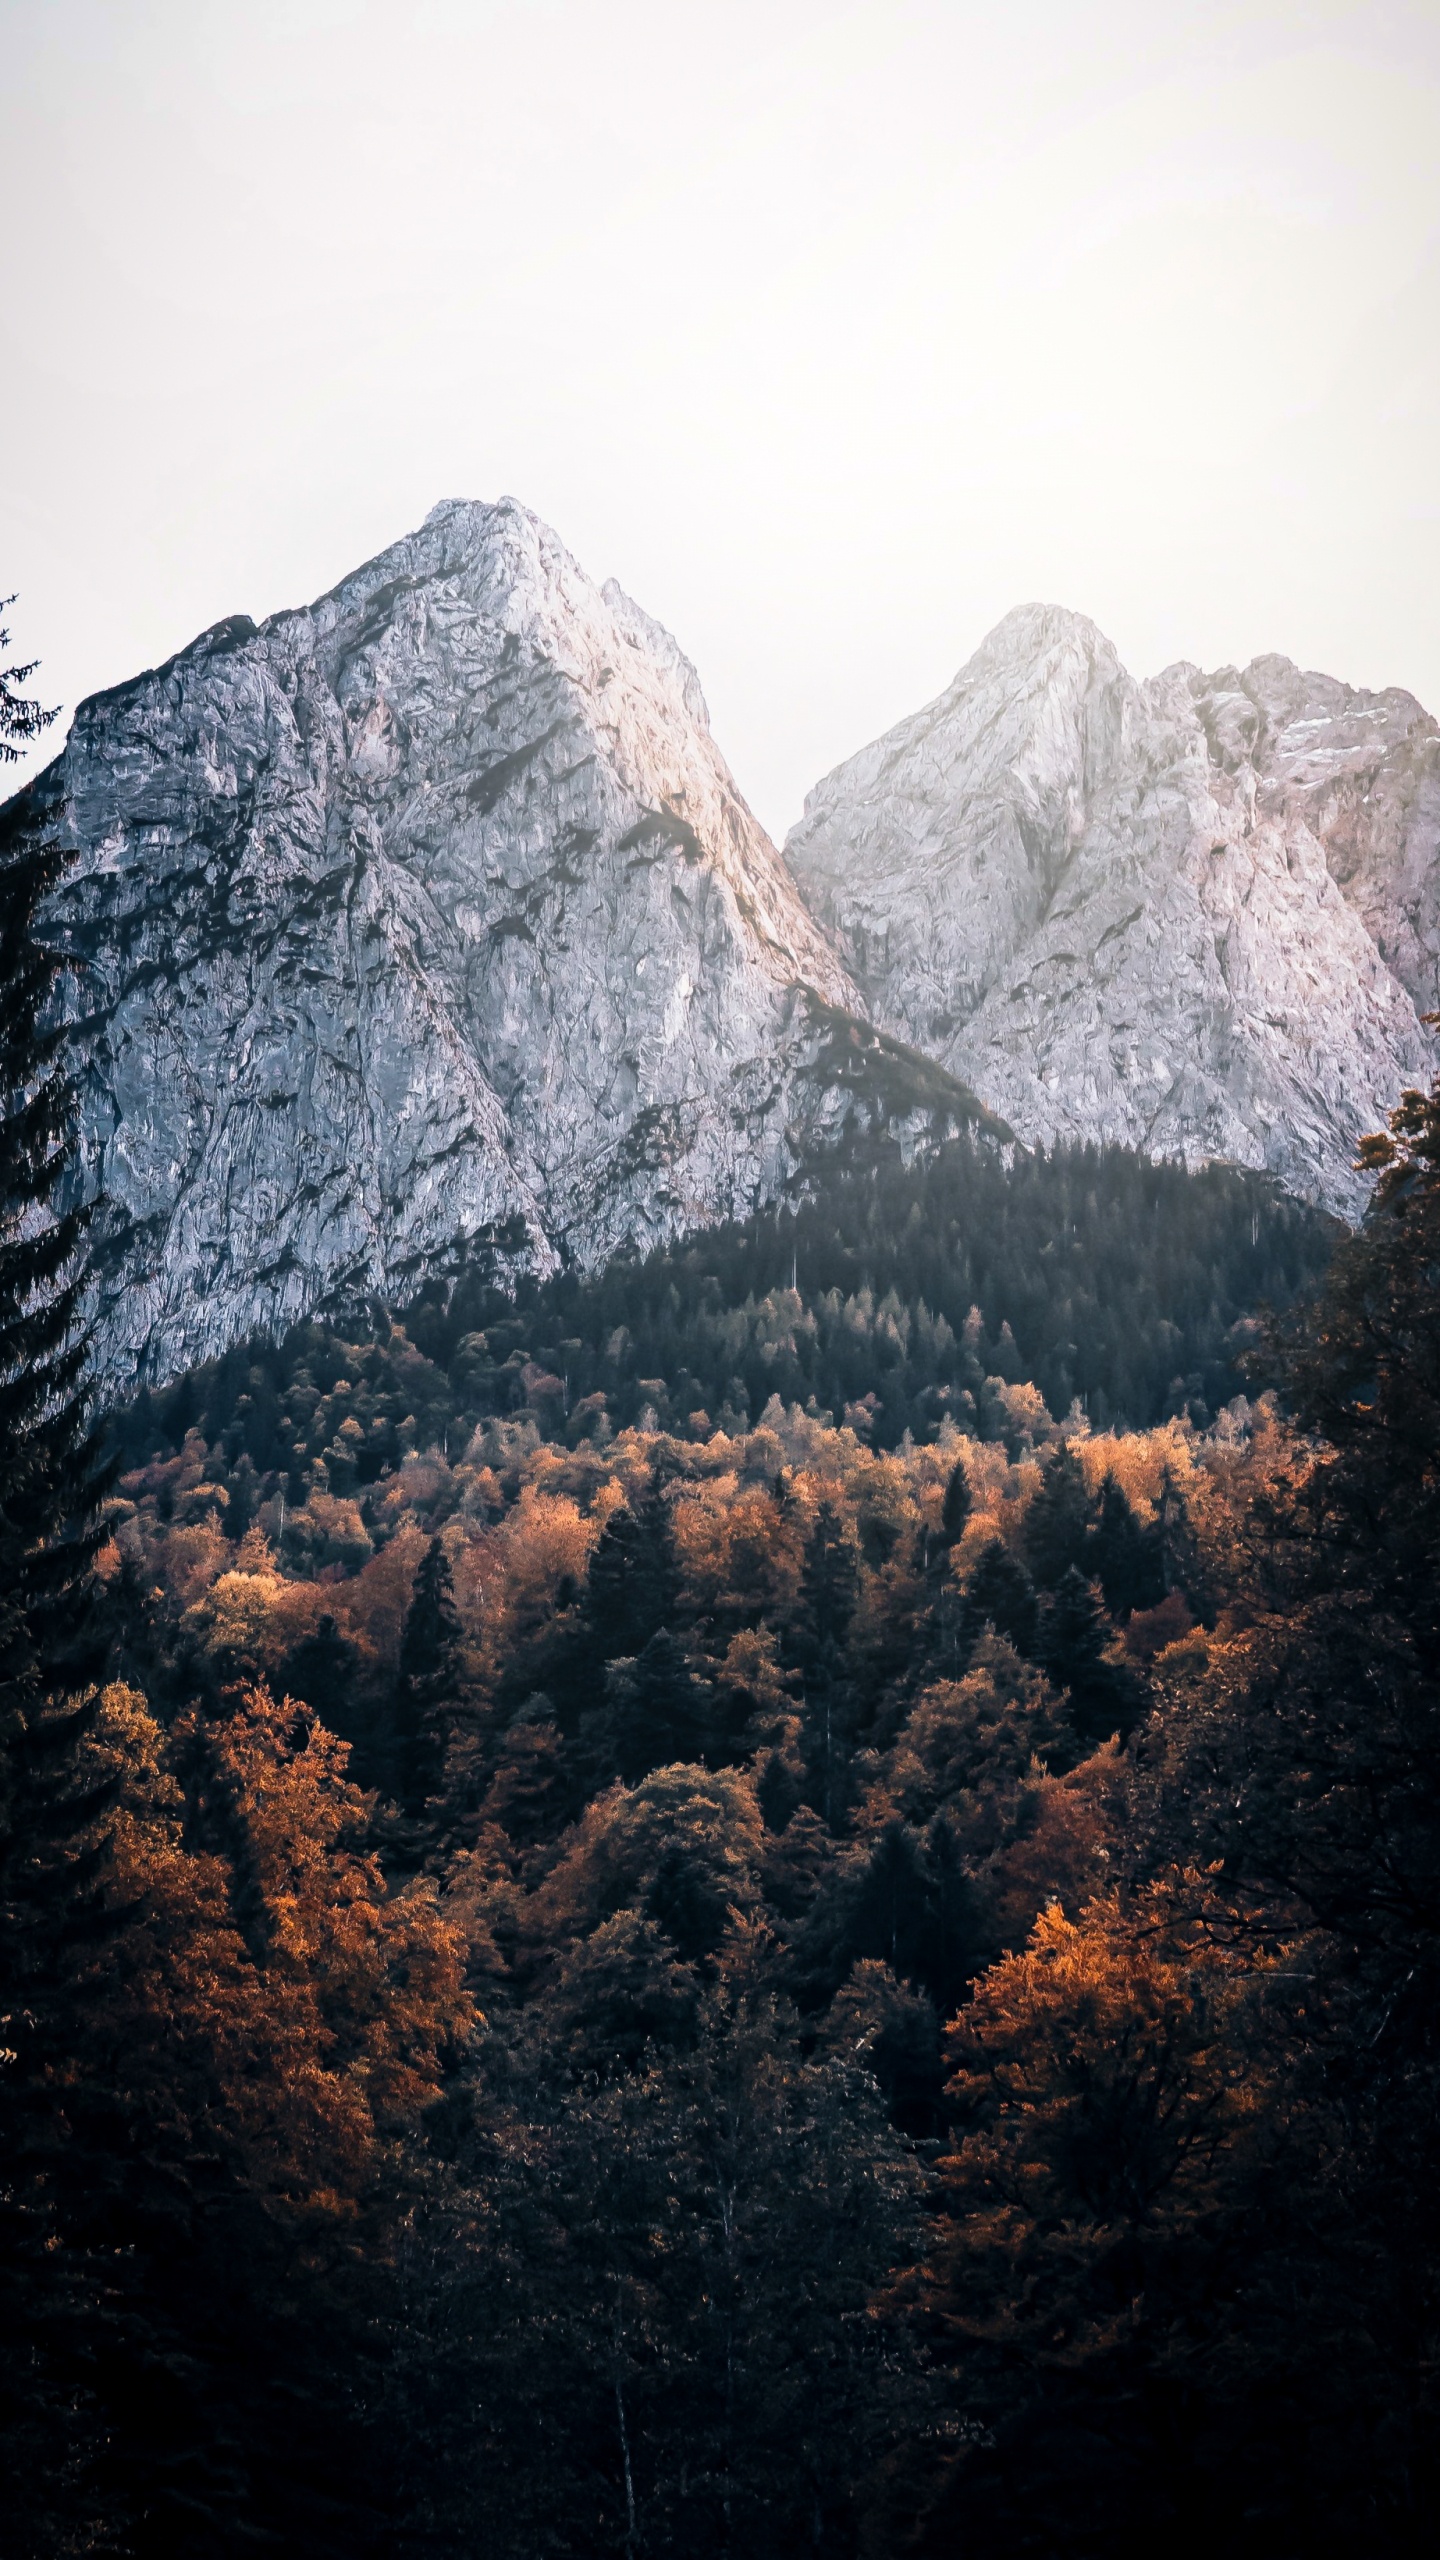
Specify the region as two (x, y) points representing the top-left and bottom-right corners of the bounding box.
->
(922, 1876), (1283, 2364)
(83, 1682), (471, 2213)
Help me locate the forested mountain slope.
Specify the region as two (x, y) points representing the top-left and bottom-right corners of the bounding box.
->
(76, 1080), (1439, 2552)
(111, 1136), (1336, 1503)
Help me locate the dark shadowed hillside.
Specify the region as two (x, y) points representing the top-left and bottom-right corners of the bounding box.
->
(112, 1134), (1336, 1492)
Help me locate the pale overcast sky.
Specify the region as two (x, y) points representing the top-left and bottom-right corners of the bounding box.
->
(2, 0), (1437, 836)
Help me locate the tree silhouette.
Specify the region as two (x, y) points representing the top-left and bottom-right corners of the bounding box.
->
(1037, 1565), (1141, 1744)
(921, 1454), (973, 1670)
(586, 1479), (679, 1661)
(588, 1628), (710, 1786)
(939, 1455), (973, 1550)
(1089, 1469), (1163, 1618)
(797, 1502), (860, 1822)
(0, 656), (123, 2549)
(962, 1538), (1039, 1658)
(396, 1535), (464, 1806)
(1022, 1439), (1092, 1589)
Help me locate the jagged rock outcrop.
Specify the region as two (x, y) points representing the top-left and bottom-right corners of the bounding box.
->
(1212, 653), (1440, 1016)
(3, 499), (960, 1386)
(786, 605), (1437, 1218)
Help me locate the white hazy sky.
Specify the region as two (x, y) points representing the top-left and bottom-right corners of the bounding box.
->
(2, 0), (1438, 837)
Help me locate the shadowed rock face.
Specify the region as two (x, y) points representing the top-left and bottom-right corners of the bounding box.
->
(3, 498), (874, 1385)
(785, 604), (1438, 1221)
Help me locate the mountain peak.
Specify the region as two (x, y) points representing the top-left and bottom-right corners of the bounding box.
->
(968, 598), (1120, 667)
(2, 503), (881, 1385)
(787, 608), (1436, 1219)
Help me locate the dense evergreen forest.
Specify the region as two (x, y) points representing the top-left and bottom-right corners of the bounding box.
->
(5, 678), (1438, 2553)
(115, 1133), (1337, 1500)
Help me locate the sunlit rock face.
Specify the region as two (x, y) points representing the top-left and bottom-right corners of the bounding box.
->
(10, 514), (1434, 1389)
(1222, 652), (1440, 1018)
(786, 604), (1437, 1219)
(4, 499), (867, 1384)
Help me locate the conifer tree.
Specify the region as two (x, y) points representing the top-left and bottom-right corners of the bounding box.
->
(938, 1454), (973, 1550)
(0, 627), (120, 2547)
(827, 1815), (983, 2017)
(1283, 1070), (1440, 1606)
(916, 1451), (973, 1580)
(1157, 1460), (1209, 1615)
(1230, 1071), (1440, 2045)
(0, 624), (107, 1717)
(1089, 1469), (1163, 1618)
(589, 1628), (710, 1787)
(1021, 1439), (1092, 1588)
(1036, 1564), (1142, 1744)
(797, 1502), (860, 1822)
(397, 1535), (464, 1806)
(282, 1610), (362, 1735)
(962, 1538), (1039, 1658)
(585, 1478), (680, 1660)
(0, 605), (56, 767)
(922, 1454), (974, 1671)
(843, 1818), (934, 1980)
(798, 1500), (860, 1662)
(633, 1466), (682, 1622)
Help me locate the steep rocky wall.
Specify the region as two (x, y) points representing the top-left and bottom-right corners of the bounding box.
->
(786, 604), (1436, 1219)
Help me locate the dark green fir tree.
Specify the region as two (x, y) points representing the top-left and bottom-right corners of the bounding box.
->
(0, 627), (121, 2550)
(396, 1535), (465, 1807)
(923, 1454), (974, 1670)
(1022, 1440), (1093, 1589)
(797, 1501), (861, 1823)
(584, 1476), (680, 1661)
(938, 1453), (973, 1550)
(1089, 1470), (1164, 1619)
(962, 1538), (1039, 1658)
(1037, 1564), (1143, 1745)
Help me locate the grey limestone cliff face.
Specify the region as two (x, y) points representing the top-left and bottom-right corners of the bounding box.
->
(786, 605), (1437, 1219)
(9, 514), (1434, 1391)
(4, 499), (876, 1385)
(1212, 652), (1440, 1017)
